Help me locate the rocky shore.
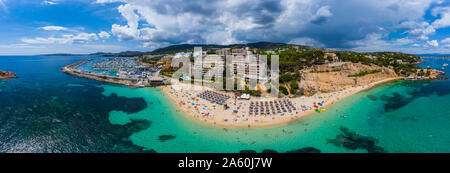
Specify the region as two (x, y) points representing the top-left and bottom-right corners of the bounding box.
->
(298, 62), (398, 96)
(297, 62), (445, 96)
(0, 71), (17, 79)
(406, 68), (446, 80)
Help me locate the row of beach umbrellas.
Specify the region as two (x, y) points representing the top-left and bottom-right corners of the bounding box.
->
(197, 90), (230, 105)
(249, 100), (296, 116)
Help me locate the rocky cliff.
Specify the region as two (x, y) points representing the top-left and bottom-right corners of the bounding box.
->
(298, 63), (398, 96)
(0, 71), (17, 79)
(407, 68), (445, 80)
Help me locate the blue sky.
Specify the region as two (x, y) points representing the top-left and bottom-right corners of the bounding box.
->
(0, 0), (449, 55)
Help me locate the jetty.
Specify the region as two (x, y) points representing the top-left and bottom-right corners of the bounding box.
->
(62, 58), (168, 87)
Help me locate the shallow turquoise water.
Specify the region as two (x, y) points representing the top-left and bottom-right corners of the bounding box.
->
(1, 56), (449, 153)
(103, 73), (450, 153)
(104, 57), (450, 153)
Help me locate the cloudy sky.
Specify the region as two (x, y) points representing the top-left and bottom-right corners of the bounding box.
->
(0, 0), (449, 55)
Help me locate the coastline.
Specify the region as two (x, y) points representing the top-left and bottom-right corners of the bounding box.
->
(160, 77), (402, 129)
(0, 70), (17, 79)
(61, 59), (407, 129)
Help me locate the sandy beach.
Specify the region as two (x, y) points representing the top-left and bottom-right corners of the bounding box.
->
(160, 77), (401, 128)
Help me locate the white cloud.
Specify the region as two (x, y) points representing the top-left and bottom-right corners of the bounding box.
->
(203, 30), (241, 45)
(39, 26), (69, 31)
(289, 37), (325, 48)
(26, 26), (112, 45)
(348, 33), (450, 54)
(21, 32), (98, 44)
(95, 0), (443, 51)
(0, 0), (8, 13)
(72, 33), (99, 44)
(416, 34), (429, 41)
(95, 0), (124, 3)
(350, 33), (419, 52)
(432, 7), (450, 29)
(21, 36), (71, 44)
(0, 44), (45, 49)
(397, 21), (436, 41)
(82, 44), (126, 50)
(427, 40), (439, 47)
(142, 41), (170, 49)
(110, 4), (141, 41)
(42, 0), (59, 5)
(0, 43), (128, 55)
(98, 31), (111, 39)
(410, 25), (435, 36)
(311, 6), (333, 24)
(441, 37), (450, 44)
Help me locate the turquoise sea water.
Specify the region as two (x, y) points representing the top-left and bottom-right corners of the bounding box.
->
(0, 56), (449, 153)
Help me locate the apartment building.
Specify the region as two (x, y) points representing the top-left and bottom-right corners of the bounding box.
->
(192, 54), (225, 78)
(191, 47), (268, 81)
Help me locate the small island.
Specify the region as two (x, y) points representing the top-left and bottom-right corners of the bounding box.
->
(0, 70), (17, 79)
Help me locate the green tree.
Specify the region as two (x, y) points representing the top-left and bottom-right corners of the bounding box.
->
(279, 86), (288, 95)
(290, 80), (299, 90)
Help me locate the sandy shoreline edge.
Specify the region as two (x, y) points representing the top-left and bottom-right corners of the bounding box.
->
(160, 77), (401, 129)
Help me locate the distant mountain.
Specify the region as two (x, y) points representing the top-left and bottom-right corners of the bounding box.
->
(41, 51), (148, 57)
(150, 41), (314, 54)
(40, 42), (312, 57)
(88, 51), (147, 57)
(415, 53), (450, 57)
(150, 44), (223, 54)
(245, 42), (296, 49)
(42, 41), (443, 58)
(41, 53), (85, 56)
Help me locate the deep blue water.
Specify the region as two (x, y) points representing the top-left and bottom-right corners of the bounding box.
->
(0, 56), (151, 153)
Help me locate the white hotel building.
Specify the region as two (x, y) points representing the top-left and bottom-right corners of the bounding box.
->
(190, 47), (268, 82)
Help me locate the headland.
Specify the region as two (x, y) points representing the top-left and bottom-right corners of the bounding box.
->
(0, 70), (17, 79)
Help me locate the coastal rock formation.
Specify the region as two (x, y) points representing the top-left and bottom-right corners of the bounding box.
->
(0, 71), (17, 79)
(298, 63), (398, 96)
(429, 69), (446, 79)
(158, 135), (176, 142)
(327, 126), (385, 153)
(408, 68), (446, 80)
(0, 81), (153, 152)
(286, 147), (321, 153)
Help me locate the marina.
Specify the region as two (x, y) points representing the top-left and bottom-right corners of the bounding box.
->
(62, 57), (167, 87)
